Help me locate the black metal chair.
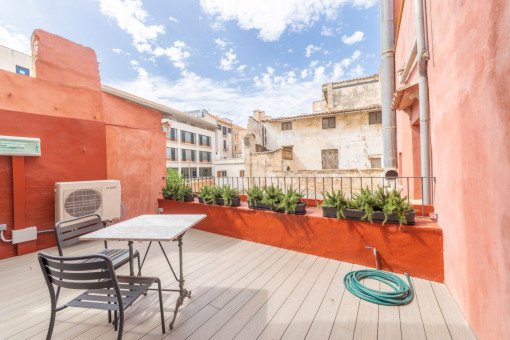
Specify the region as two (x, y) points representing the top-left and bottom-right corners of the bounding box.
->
(54, 214), (141, 275)
(38, 252), (165, 340)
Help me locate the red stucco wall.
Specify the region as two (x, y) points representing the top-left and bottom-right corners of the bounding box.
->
(394, 1), (510, 338)
(159, 199), (444, 282)
(0, 30), (165, 259)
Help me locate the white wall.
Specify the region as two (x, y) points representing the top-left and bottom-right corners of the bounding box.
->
(163, 119), (215, 177)
(214, 158), (245, 177)
(0, 45), (32, 76)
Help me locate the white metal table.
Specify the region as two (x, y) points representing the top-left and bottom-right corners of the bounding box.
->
(80, 214), (206, 329)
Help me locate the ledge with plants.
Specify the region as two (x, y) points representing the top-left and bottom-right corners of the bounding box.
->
(198, 185), (240, 207)
(321, 187), (415, 225)
(162, 169), (194, 202)
(246, 185), (306, 215)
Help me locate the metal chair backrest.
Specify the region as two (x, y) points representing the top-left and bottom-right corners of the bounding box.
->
(54, 214), (104, 255)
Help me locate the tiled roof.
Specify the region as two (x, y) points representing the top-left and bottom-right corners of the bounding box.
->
(267, 104), (382, 121)
(322, 74), (379, 88)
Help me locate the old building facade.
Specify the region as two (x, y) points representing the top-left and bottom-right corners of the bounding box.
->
(244, 75), (382, 177)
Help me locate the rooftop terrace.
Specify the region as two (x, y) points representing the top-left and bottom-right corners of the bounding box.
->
(0, 229), (475, 339)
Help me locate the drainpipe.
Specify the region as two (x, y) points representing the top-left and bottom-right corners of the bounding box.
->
(414, 0), (431, 204)
(380, 0), (397, 170)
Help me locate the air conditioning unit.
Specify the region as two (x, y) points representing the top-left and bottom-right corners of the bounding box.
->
(55, 180), (121, 223)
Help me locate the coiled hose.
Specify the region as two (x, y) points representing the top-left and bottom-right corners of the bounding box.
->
(343, 269), (414, 306)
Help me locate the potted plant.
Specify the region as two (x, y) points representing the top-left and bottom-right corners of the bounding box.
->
(321, 190), (349, 218)
(376, 189), (415, 225)
(261, 184), (284, 211)
(278, 188), (306, 214)
(246, 185), (264, 209)
(198, 185), (215, 204)
(352, 187), (378, 222)
(217, 185), (241, 207)
(161, 169), (182, 200)
(175, 184), (194, 202)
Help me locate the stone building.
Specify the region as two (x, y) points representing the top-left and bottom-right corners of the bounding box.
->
(244, 75), (382, 178)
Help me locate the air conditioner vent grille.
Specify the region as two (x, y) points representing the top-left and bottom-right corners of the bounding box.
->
(64, 189), (102, 217)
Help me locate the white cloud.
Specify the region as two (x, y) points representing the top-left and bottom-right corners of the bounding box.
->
(340, 50), (361, 67)
(305, 44), (321, 58)
(0, 25), (31, 54)
(301, 69), (309, 79)
(210, 21), (225, 31)
(287, 48), (294, 53)
(130, 60), (139, 66)
(96, 0), (165, 50)
(348, 64), (365, 78)
(237, 65), (247, 72)
(199, 0), (376, 41)
(152, 41), (190, 69)
(321, 25), (333, 36)
(342, 30), (364, 45)
(168, 16), (179, 23)
(219, 48), (239, 71)
(113, 48), (123, 54)
(214, 38), (227, 49)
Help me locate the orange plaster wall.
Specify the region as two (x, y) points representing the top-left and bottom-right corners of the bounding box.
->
(394, 0), (510, 338)
(0, 110), (107, 259)
(159, 199), (444, 282)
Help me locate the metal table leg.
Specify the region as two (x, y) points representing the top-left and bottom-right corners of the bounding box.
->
(169, 233), (191, 330)
(128, 240), (134, 276)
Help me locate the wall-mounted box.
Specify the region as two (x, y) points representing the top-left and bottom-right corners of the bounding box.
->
(0, 136), (41, 156)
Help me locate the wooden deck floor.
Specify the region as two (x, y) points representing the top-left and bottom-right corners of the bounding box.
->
(0, 229), (476, 340)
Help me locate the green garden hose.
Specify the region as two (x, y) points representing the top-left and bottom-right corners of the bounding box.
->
(343, 269), (414, 306)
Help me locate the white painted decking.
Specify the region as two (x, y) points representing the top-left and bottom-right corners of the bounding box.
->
(0, 229), (476, 339)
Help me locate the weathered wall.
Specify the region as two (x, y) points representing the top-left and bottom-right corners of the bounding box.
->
(394, 0), (510, 338)
(264, 112), (383, 171)
(0, 30), (165, 259)
(324, 76), (381, 110)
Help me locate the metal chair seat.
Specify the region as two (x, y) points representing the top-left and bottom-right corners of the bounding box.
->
(66, 276), (157, 310)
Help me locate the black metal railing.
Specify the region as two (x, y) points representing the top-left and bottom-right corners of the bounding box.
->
(176, 175), (436, 219)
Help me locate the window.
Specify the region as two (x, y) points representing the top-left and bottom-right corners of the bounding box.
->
(370, 158), (382, 168)
(217, 124), (222, 131)
(181, 149), (196, 161)
(369, 111), (382, 124)
(227, 128), (231, 133)
(222, 126), (227, 136)
(169, 128), (178, 141)
(166, 147), (178, 161)
(180, 130), (196, 144)
(322, 117), (336, 129)
(198, 134), (211, 146)
(217, 170), (227, 177)
(223, 140), (227, 150)
(281, 122), (292, 131)
(16, 65), (29, 76)
(199, 167), (212, 177)
(240, 170), (245, 177)
(199, 151), (212, 162)
(321, 149), (338, 169)
(181, 167), (197, 178)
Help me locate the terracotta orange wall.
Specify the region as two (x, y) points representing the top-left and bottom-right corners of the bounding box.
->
(159, 200), (444, 282)
(102, 93), (166, 220)
(0, 30), (165, 259)
(0, 110), (107, 259)
(394, 1), (510, 338)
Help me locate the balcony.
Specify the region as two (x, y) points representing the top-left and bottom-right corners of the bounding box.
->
(0, 228), (475, 339)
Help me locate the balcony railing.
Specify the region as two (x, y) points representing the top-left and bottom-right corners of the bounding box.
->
(178, 175), (436, 219)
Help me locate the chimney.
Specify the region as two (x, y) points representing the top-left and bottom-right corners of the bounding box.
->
(253, 110), (265, 121)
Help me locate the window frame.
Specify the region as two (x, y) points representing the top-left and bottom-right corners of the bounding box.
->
(369, 111), (382, 124)
(322, 117), (336, 129)
(281, 122), (292, 131)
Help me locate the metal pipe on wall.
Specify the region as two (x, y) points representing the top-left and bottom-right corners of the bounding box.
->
(414, 0), (431, 204)
(380, 0), (397, 170)
(399, 40), (417, 84)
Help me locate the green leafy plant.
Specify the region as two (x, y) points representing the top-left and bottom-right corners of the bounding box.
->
(278, 188), (304, 213)
(353, 187), (378, 223)
(220, 185), (238, 206)
(198, 186), (214, 204)
(382, 189), (414, 225)
(373, 187), (389, 211)
(246, 186), (264, 206)
(175, 184), (193, 202)
(261, 184), (284, 211)
(321, 190), (349, 218)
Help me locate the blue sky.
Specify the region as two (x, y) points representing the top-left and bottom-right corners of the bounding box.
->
(0, 0), (380, 126)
